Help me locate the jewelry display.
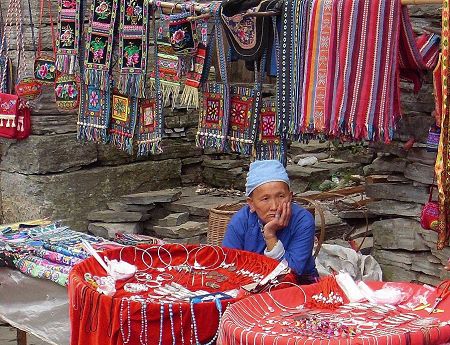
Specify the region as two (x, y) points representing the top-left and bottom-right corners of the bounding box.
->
(70, 242), (300, 345)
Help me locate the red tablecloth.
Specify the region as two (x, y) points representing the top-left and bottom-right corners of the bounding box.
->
(68, 244), (295, 345)
(217, 281), (450, 345)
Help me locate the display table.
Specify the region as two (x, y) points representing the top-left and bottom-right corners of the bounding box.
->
(0, 268), (70, 345)
(217, 281), (450, 345)
(69, 244), (295, 345)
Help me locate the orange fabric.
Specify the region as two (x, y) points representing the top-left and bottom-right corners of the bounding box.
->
(68, 244), (295, 345)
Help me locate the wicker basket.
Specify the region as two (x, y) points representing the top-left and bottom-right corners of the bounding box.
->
(207, 202), (246, 246)
(207, 200), (324, 257)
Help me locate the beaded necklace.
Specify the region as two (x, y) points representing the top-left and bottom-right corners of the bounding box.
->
(169, 303), (176, 345)
(158, 302), (165, 345)
(119, 297), (132, 344)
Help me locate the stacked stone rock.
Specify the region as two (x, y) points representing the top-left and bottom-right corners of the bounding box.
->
(87, 187), (243, 243)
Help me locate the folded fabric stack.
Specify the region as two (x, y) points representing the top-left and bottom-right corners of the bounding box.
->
(0, 222), (115, 286)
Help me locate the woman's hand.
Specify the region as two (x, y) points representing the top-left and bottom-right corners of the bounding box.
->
(263, 201), (292, 237)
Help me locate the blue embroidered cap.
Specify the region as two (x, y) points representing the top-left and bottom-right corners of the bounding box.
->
(245, 160), (290, 196)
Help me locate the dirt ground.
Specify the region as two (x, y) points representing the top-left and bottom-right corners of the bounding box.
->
(0, 324), (50, 345)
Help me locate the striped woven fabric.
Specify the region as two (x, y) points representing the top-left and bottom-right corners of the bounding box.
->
(279, 0), (437, 145)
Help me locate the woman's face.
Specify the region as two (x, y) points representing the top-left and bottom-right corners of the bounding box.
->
(247, 181), (292, 224)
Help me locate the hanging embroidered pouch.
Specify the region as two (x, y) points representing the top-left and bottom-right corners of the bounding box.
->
(54, 73), (80, 111)
(15, 77), (42, 101)
(109, 92), (138, 154)
(34, 0), (58, 84)
(421, 184), (439, 232)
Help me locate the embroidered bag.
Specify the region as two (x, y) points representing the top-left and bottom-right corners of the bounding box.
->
(54, 73), (80, 111)
(34, 0), (58, 85)
(255, 99), (286, 163)
(421, 184), (439, 232)
(426, 124), (440, 153)
(196, 2), (230, 152)
(226, 55), (265, 156)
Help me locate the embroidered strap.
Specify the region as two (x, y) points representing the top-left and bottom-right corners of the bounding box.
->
(0, 0), (25, 88)
(37, 0), (56, 56)
(26, 0), (37, 58)
(117, 0), (150, 98)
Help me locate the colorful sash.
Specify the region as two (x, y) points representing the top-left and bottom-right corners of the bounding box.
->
(77, 82), (111, 143)
(433, 53), (442, 127)
(255, 99), (286, 163)
(134, 7), (164, 157)
(436, 0), (450, 249)
(301, 0), (336, 134)
(180, 43), (207, 109)
(109, 93), (138, 154)
(117, 0), (150, 98)
(56, 0), (82, 74)
(84, 0), (119, 90)
(196, 2), (230, 152)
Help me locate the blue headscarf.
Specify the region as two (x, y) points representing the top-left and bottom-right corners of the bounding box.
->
(245, 160), (290, 196)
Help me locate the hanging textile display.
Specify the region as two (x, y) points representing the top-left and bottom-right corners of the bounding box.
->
(167, 5), (199, 56)
(55, 0), (82, 74)
(109, 93), (139, 153)
(255, 99), (286, 163)
(77, 82), (111, 143)
(300, 0), (335, 134)
(117, 0), (150, 98)
(83, 0), (119, 90)
(34, 0), (57, 85)
(134, 6), (164, 157)
(277, 0), (310, 141)
(149, 7), (181, 108)
(436, 0), (450, 250)
(196, 2), (230, 152)
(135, 97), (162, 155)
(220, 0), (277, 62)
